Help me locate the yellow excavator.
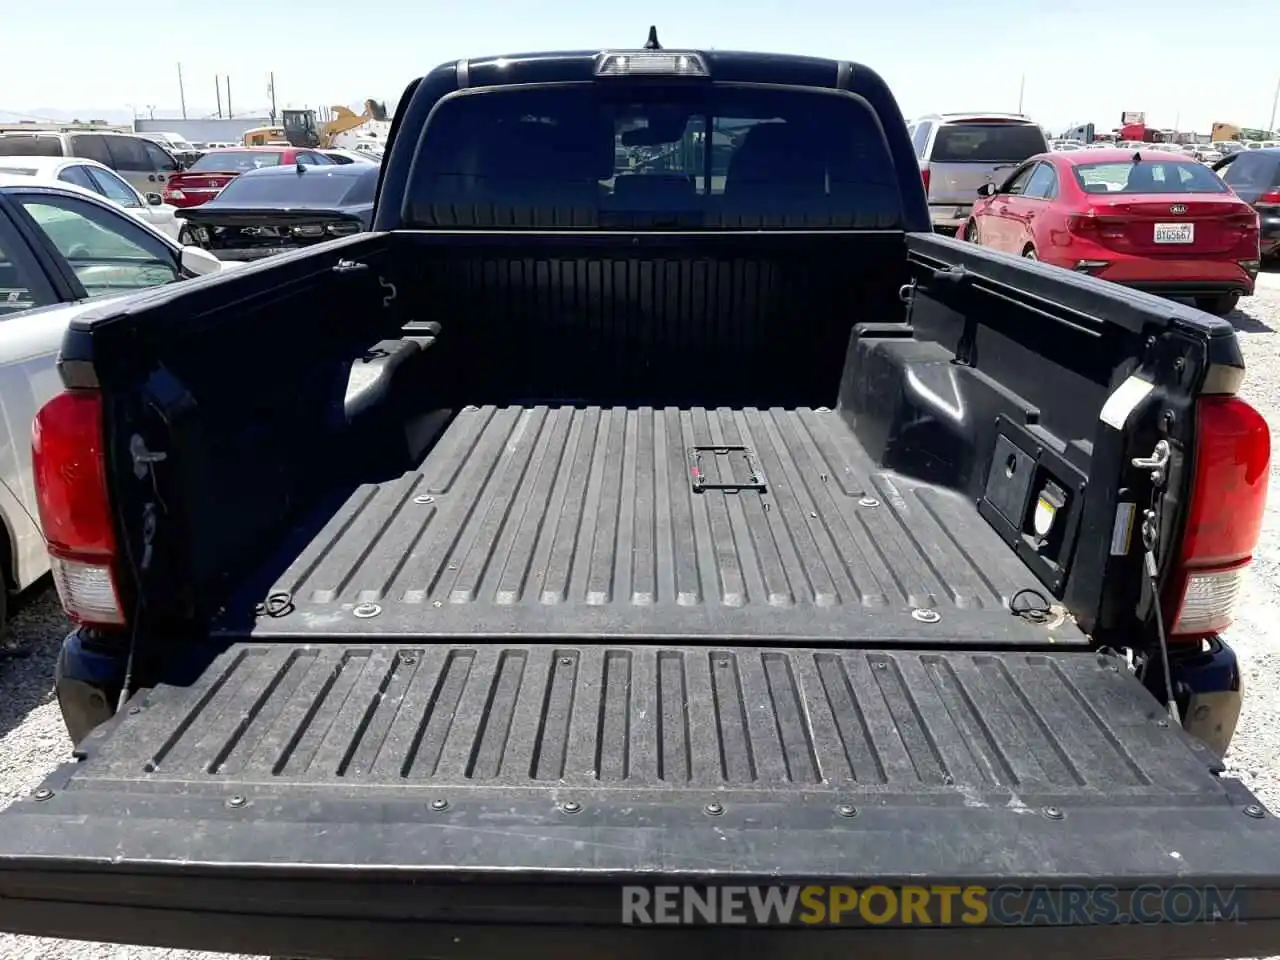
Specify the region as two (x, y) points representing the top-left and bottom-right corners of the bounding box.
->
(243, 100), (388, 148)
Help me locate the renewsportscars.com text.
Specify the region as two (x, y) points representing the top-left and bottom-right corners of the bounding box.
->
(621, 884), (1244, 926)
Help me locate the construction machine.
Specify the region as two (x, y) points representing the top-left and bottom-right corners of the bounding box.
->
(274, 100), (388, 148)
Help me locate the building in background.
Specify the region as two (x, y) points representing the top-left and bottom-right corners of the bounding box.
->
(133, 117), (273, 146)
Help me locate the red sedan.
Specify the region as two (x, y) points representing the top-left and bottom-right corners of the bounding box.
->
(961, 148), (1261, 315)
(162, 146), (333, 209)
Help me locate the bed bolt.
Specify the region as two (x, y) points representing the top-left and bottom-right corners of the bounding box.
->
(227, 795), (247, 809)
(1041, 806), (1064, 821)
(1244, 804), (1266, 819)
(911, 608), (941, 624)
(414, 495), (435, 504)
(128, 705), (141, 715)
(561, 800), (582, 815)
(560, 657), (573, 665)
(1157, 719), (1169, 728)
(836, 803), (858, 818)
(1173, 357), (1186, 372)
(704, 802), (725, 817)
(401, 655), (417, 665)
(809, 511), (818, 518)
(430, 799), (449, 811)
(32, 788), (52, 802)
(353, 602), (382, 619)
(858, 497), (880, 508)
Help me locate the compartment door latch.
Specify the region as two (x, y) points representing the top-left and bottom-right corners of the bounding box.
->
(1131, 439), (1171, 488)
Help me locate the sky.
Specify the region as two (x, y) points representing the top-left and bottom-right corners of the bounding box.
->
(2, 0), (1277, 135)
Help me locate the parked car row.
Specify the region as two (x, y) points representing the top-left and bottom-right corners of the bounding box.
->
(909, 112), (1274, 316)
(0, 176), (235, 628)
(0, 129), (182, 196)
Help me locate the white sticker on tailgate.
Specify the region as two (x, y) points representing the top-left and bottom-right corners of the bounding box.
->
(1154, 222), (1194, 244)
(1099, 375), (1155, 430)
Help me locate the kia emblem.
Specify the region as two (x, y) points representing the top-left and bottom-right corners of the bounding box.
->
(1169, 204), (1187, 215)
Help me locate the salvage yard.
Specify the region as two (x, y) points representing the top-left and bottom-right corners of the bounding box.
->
(0, 269), (1278, 960)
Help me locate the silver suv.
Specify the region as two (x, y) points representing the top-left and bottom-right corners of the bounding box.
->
(908, 113), (1049, 235)
(0, 130), (180, 198)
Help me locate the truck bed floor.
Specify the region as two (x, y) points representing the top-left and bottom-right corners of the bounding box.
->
(237, 405), (1082, 645)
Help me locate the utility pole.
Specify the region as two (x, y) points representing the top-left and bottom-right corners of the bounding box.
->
(177, 62), (187, 119)
(1017, 73), (1025, 114)
(1270, 75), (1279, 135)
(226, 77), (233, 119)
(215, 75), (222, 118)
(268, 72), (277, 125)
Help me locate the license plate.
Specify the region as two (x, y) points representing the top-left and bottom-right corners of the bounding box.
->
(1154, 222), (1194, 244)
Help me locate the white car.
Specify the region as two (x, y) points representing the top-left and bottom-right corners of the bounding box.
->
(318, 148), (382, 165)
(0, 155), (187, 242)
(0, 176), (231, 630)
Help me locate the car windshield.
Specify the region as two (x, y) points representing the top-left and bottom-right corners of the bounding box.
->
(213, 168), (376, 206)
(930, 123), (1046, 163)
(1072, 160), (1229, 194)
(406, 83), (901, 229)
(189, 151), (284, 173)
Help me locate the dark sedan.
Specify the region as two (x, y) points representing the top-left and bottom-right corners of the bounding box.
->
(1213, 148), (1280, 260)
(179, 162), (378, 260)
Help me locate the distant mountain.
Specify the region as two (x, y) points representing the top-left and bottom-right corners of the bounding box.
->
(1, 106), (276, 124)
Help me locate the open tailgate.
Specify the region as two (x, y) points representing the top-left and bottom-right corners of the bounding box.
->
(2, 642), (1280, 960)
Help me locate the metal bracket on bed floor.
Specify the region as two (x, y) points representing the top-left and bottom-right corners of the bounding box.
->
(689, 445), (767, 494)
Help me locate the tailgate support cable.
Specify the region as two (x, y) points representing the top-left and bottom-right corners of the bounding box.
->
(115, 434), (165, 714)
(1133, 439), (1180, 725)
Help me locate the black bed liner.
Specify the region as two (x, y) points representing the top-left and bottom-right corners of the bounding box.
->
(3, 642), (1280, 958)
(233, 404), (1084, 645)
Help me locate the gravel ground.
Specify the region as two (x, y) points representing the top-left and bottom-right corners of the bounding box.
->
(1, 272), (1279, 959)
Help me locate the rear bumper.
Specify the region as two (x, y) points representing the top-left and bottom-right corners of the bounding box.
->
(1078, 258), (1255, 297)
(929, 203), (971, 235)
(9, 641), (1280, 959)
(3, 822), (1280, 960)
(1120, 279), (1253, 299)
(1261, 214), (1280, 256)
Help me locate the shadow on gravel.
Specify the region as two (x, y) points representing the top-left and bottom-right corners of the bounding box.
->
(0, 583), (67, 740)
(1228, 308), (1276, 334)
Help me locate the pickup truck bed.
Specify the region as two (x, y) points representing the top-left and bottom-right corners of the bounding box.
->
(234, 402), (1084, 646)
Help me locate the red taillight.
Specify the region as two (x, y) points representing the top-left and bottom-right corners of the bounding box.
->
(1067, 213), (1128, 240)
(1165, 396), (1270, 639)
(32, 390), (125, 626)
(1259, 190), (1280, 204)
(920, 168), (930, 193)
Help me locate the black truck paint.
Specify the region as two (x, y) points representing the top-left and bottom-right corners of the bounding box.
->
(1, 41), (1278, 960)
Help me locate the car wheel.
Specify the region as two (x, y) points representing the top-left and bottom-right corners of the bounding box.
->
(178, 225), (195, 246)
(1195, 292), (1241, 316)
(965, 221), (980, 244)
(1023, 246), (1038, 260)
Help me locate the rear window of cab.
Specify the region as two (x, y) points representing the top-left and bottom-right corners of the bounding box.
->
(406, 83), (902, 230)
